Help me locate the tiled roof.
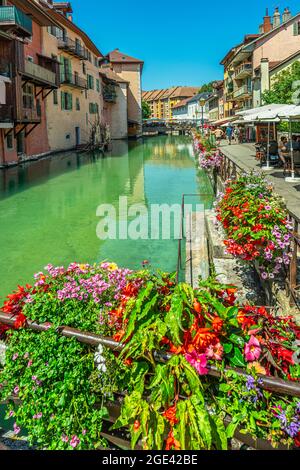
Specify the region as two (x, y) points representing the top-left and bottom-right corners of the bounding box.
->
(108, 49), (144, 64)
(172, 98), (190, 110)
(169, 87), (199, 99)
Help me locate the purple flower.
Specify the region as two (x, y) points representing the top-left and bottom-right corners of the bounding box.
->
(246, 376), (256, 391)
(285, 420), (300, 438)
(13, 386), (20, 395)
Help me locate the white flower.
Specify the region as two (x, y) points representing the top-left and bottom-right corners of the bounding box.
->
(97, 363), (107, 373)
(97, 344), (104, 355)
(94, 352), (105, 364)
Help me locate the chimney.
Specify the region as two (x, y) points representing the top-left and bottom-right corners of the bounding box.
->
(282, 7), (292, 23)
(273, 7), (281, 28)
(260, 8), (273, 33)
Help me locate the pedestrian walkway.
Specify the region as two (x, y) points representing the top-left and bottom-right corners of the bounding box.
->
(220, 142), (300, 219)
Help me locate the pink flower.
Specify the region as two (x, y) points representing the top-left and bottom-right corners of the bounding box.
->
(70, 435), (80, 448)
(244, 336), (262, 362)
(61, 434), (69, 443)
(206, 343), (224, 361)
(13, 423), (21, 435)
(12, 353), (19, 361)
(185, 350), (209, 376)
(13, 386), (20, 395)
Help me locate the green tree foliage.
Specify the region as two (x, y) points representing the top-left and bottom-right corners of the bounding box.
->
(142, 100), (152, 119)
(262, 61), (300, 105)
(199, 82), (214, 93)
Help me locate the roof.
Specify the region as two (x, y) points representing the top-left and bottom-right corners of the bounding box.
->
(172, 98), (190, 110)
(9, 0), (61, 27)
(254, 52), (300, 74)
(99, 66), (129, 84)
(48, 8), (103, 57)
(108, 49), (144, 65)
(187, 92), (212, 104)
(169, 87), (199, 99)
(241, 12), (300, 54)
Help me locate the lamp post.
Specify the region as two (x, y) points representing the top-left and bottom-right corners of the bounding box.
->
(199, 98), (206, 135)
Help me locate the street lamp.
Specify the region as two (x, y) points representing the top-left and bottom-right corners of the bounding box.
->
(199, 98), (206, 135)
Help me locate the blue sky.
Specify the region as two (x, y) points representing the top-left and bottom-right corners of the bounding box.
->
(71, 0), (299, 90)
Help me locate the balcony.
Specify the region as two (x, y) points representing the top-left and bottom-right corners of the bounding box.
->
(0, 6), (32, 38)
(58, 37), (87, 60)
(233, 85), (252, 101)
(18, 106), (41, 124)
(234, 62), (252, 80)
(103, 84), (117, 102)
(60, 73), (87, 89)
(21, 60), (58, 88)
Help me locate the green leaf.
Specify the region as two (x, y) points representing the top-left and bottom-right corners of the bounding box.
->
(223, 343), (233, 354)
(229, 334), (245, 348)
(230, 347), (246, 368)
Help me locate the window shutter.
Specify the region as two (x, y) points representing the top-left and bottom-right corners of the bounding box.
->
(69, 93), (73, 111)
(61, 92), (65, 110)
(293, 22), (299, 36)
(60, 56), (65, 82)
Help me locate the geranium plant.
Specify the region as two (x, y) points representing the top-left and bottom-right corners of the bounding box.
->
(215, 173), (293, 280)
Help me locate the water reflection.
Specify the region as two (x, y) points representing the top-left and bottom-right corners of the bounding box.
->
(0, 136), (213, 301)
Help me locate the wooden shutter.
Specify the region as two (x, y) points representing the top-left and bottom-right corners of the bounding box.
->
(293, 22), (299, 36)
(61, 92), (65, 110)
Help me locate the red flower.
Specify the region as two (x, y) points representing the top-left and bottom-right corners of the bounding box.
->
(163, 405), (179, 426)
(193, 300), (202, 314)
(133, 420), (140, 432)
(212, 316), (224, 333)
(165, 430), (181, 451)
(294, 432), (300, 448)
(14, 313), (27, 330)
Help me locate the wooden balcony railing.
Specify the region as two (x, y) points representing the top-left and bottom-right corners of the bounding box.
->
(0, 104), (13, 123)
(23, 61), (57, 87)
(233, 84), (252, 99)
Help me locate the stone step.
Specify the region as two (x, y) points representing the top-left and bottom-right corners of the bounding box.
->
(205, 209), (233, 260)
(185, 211), (209, 288)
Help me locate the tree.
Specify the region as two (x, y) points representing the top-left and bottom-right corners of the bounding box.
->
(142, 101), (152, 119)
(262, 61), (300, 131)
(198, 82), (214, 94)
(262, 61), (300, 105)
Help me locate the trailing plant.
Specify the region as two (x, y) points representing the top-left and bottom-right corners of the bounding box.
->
(192, 132), (223, 170)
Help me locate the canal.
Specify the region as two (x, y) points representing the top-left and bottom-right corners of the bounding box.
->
(0, 135), (214, 303)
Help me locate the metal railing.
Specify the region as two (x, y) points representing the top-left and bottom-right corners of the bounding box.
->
(176, 193), (215, 285)
(217, 151), (300, 307)
(234, 62), (252, 78)
(233, 84), (252, 99)
(58, 37), (87, 60)
(0, 6), (32, 36)
(60, 73), (87, 89)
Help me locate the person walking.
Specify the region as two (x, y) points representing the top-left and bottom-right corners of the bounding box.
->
(226, 125), (234, 145)
(214, 127), (224, 146)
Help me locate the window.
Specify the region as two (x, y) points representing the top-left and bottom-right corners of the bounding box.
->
(89, 103), (99, 114)
(82, 62), (86, 75)
(76, 97), (80, 111)
(61, 92), (73, 111)
(87, 74), (94, 90)
(53, 90), (58, 105)
(96, 79), (100, 92)
(293, 21), (300, 36)
(23, 84), (34, 109)
(6, 133), (13, 150)
(94, 57), (98, 67)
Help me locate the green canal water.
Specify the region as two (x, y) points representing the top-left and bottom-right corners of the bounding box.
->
(0, 135), (213, 304)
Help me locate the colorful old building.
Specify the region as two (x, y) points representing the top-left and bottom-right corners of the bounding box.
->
(0, 0), (60, 166)
(143, 86), (199, 121)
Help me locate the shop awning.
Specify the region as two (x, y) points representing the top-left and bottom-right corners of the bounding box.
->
(210, 116), (238, 126)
